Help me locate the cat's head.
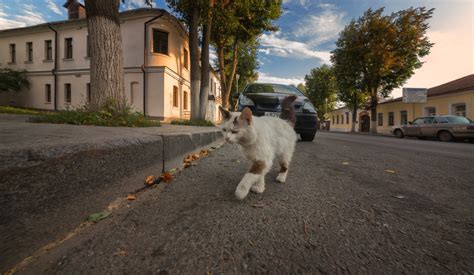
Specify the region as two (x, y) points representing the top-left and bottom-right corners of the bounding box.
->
(219, 106), (256, 145)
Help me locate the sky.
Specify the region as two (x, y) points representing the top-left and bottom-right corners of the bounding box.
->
(0, 0), (473, 98)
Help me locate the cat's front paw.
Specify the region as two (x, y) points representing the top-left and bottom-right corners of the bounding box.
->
(250, 184), (265, 194)
(235, 186), (250, 200)
(276, 173), (287, 183)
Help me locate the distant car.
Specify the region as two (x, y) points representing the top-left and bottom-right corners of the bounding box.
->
(235, 83), (318, 141)
(391, 115), (474, 142)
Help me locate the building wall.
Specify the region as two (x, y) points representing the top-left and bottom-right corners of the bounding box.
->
(328, 89), (474, 134)
(206, 70), (222, 123)
(0, 10), (193, 121)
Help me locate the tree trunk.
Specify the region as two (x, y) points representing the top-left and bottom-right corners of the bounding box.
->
(370, 91), (378, 133)
(199, 10), (212, 120)
(189, 6), (201, 120)
(85, 0), (125, 112)
(217, 43), (228, 109)
(222, 42), (238, 109)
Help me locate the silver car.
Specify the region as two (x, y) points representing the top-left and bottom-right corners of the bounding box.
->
(392, 115), (474, 142)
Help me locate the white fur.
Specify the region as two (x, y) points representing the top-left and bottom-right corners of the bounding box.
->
(221, 112), (297, 200)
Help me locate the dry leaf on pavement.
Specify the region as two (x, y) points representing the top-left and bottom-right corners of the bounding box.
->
(385, 169), (396, 174)
(342, 162), (350, 165)
(145, 175), (156, 186)
(127, 194), (137, 201)
(161, 172), (173, 183)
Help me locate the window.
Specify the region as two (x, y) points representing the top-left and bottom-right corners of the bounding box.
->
(9, 44), (16, 63)
(183, 48), (189, 69)
(400, 110), (407, 125)
(424, 106), (436, 116)
(452, 103), (466, 117)
(65, 38), (73, 59)
(183, 91), (188, 110)
(152, 30), (168, 54)
(412, 118), (425, 125)
(388, 112), (394, 126)
(86, 83), (91, 103)
(332, 115), (334, 124)
(65, 83), (71, 103)
(377, 113), (383, 126)
(26, 42), (33, 62)
(172, 86), (178, 107)
(86, 35), (90, 57)
(336, 115), (339, 124)
(45, 84), (51, 103)
(45, 40), (52, 60)
(346, 112), (349, 124)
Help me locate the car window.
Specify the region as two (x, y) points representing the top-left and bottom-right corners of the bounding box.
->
(424, 117), (434, 124)
(412, 118), (425, 124)
(435, 117), (449, 123)
(445, 116), (471, 124)
(244, 83), (304, 95)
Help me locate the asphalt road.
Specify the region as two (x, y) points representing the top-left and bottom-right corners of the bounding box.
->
(14, 132), (474, 274)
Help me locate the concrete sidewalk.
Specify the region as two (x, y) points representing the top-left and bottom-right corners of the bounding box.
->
(0, 114), (223, 270)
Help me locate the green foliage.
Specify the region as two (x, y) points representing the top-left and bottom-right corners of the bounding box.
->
(0, 106), (44, 115)
(32, 102), (160, 127)
(0, 69), (30, 93)
(304, 65), (338, 122)
(331, 7), (434, 130)
(170, 119), (215, 127)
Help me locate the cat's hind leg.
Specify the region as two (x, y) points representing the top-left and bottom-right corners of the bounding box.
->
(276, 152), (293, 183)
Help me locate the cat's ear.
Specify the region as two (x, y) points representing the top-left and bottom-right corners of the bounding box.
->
(240, 107), (253, 125)
(219, 106), (231, 120)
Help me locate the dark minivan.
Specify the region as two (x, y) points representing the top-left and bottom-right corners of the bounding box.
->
(235, 83), (318, 141)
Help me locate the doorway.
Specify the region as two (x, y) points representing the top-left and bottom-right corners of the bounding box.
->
(360, 114), (370, 132)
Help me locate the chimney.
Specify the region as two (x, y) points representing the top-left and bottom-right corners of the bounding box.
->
(63, 0), (86, 20)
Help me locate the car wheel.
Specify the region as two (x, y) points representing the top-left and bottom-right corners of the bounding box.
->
(394, 129), (404, 138)
(438, 131), (453, 142)
(300, 133), (315, 142)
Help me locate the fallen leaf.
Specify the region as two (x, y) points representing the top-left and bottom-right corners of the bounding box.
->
(200, 149), (209, 156)
(87, 211), (111, 222)
(341, 162), (350, 165)
(127, 194), (137, 201)
(192, 154), (200, 160)
(116, 248), (128, 257)
(393, 195), (405, 199)
(385, 170), (396, 174)
(145, 175), (156, 186)
(184, 162), (191, 168)
(168, 168), (177, 174)
(161, 172), (173, 183)
(250, 203), (265, 208)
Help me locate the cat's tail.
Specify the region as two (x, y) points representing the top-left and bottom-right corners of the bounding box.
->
(280, 95), (297, 128)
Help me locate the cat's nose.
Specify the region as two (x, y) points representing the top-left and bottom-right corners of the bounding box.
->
(225, 137), (230, 142)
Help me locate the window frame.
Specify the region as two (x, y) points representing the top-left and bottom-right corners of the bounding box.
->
(377, 113), (383, 126)
(86, 83), (91, 103)
(86, 35), (90, 58)
(152, 29), (169, 55)
(45, 84), (52, 103)
(183, 91), (188, 110)
(452, 103), (466, 117)
(64, 83), (72, 103)
(172, 85), (178, 108)
(64, 37), (73, 60)
(26, 42), (33, 62)
(183, 48), (189, 69)
(9, 44), (16, 64)
(400, 110), (408, 125)
(388, 112), (394, 126)
(45, 40), (53, 61)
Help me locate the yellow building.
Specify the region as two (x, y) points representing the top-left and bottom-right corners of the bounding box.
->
(328, 74), (474, 134)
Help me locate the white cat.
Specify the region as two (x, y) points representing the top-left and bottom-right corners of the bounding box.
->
(219, 96), (297, 200)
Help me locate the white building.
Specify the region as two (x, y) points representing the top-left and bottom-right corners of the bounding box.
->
(0, 0), (222, 122)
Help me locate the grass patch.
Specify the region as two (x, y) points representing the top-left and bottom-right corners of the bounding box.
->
(32, 109), (160, 127)
(170, 119), (215, 127)
(0, 106), (44, 116)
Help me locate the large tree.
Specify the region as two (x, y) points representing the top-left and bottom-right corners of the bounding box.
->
(211, 0), (281, 108)
(331, 7), (433, 133)
(304, 65), (338, 122)
(85, 0), (127, 112)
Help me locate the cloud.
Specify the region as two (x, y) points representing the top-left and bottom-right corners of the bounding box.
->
(259, 32), (331, 64)
(45, 0), (64, 15)
(293, 4), (345, 46)
(122, 0), (157, 10)
(257, 72), (304, 86)
(0, 4), (46, 30)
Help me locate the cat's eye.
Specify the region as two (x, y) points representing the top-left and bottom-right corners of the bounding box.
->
(231, 130), (239, 134)
(223, 128), (227, 132)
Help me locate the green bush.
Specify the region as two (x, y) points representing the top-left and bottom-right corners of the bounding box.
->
(0, 68), (30, 93)
(170, 119), (215, 127)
